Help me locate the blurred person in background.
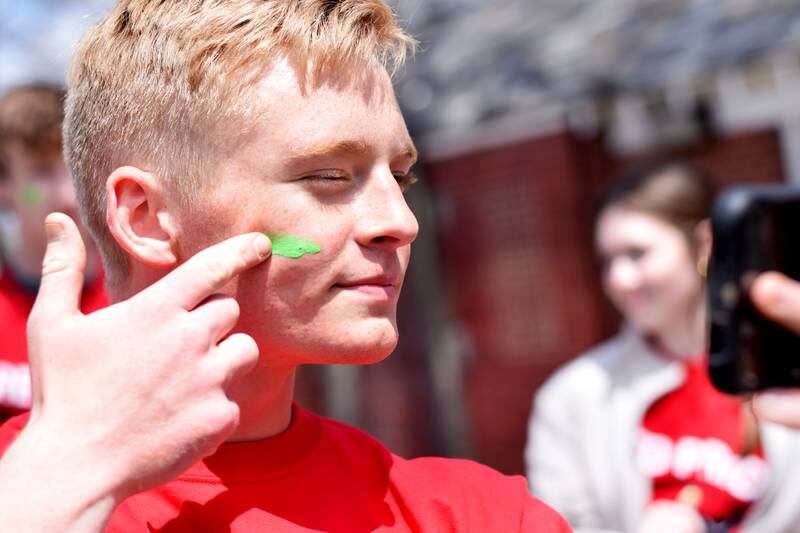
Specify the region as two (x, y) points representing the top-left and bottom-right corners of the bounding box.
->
(0, 84), (108, 420)
(526, 161), (800, 533)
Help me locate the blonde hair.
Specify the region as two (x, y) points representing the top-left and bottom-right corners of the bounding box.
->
(64, 0), (414, 287)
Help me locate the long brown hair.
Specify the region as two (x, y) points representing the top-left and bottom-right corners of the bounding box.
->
(599, 161), (715, 253)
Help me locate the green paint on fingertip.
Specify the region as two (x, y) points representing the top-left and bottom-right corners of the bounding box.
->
(19, 185), (44, 207)
(266, 233), (321, 259)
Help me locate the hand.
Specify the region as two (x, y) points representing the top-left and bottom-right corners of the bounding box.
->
(638, 501), (706, 533)
(750, 272), (800, 428)
(0, 212), (271, 531)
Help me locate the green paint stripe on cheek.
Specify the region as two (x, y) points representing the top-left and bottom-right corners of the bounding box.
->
(19, 185), (44, 207)
(265, 233), (321, 259)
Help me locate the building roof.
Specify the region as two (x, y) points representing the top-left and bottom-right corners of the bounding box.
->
(394, 0), (800, 138)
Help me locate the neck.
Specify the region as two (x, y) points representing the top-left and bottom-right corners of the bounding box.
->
(226, 361), (297, 441)
(651, 298), (708, 359)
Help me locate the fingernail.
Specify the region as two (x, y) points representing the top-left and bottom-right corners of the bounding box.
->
(45, 221), (64, 244)
(253, 235), (271, 259)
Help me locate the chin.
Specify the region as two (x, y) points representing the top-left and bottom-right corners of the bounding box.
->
(331, 319), (399, 364)
(261, 318), (400, 366)
(629, 317), (668, 339)
(320, 324), (399, 365)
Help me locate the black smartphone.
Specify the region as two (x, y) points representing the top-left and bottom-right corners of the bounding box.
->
(708, 184), (800, 394)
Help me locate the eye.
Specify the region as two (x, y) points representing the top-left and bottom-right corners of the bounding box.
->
(394, 170), (418, 191)
(31, 164), (60, 181)
(302, 171), (350, 185)
(625, 247), (646, 261)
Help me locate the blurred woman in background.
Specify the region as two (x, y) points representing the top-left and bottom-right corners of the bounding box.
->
(526, 162), (800, 533)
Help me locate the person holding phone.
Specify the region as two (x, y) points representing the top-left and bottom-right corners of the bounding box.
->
(526, 162), (800, 533)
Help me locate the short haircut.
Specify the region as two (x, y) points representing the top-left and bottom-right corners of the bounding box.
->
(0, 84), (66, 181)
(65, 0), (415, 287)
(599, 160), (715, 249)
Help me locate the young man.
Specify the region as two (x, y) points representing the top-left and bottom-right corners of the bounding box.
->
(0, 1), (569, 531)
(0, 84), (108, 420)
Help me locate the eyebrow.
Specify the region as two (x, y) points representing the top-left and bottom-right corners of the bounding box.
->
(287, 139), (418, 165)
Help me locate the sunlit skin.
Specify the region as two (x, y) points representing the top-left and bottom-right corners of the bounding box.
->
(135, 58), (420, 440)
(595, 206), (707, 357)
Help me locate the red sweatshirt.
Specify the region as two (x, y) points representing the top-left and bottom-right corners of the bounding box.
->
(0, 268), (108, 418)
(0, 405), (571, 532)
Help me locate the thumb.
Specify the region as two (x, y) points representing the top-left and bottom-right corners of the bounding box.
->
(32, 213), (88, 319)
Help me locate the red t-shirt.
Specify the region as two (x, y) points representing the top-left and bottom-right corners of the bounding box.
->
(637, 357), (769, 527)
(0, 267), (109, 418)
(0, 405), (571, 532)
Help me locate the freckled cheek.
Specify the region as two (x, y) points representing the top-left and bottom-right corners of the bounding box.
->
(262, 254), (336, 303)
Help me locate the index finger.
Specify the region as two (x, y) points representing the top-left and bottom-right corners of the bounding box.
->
(143, 233), (271, 310)
(751, 271), (800, 334)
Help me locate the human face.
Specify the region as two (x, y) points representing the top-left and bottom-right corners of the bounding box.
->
(179, 59), (419, 368)
(595, 206), (704, 339)
(1, 143), (81, 270)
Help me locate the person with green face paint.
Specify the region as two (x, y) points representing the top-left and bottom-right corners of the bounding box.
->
(0, 84), (109, 421)
(0, 2), (575, 532)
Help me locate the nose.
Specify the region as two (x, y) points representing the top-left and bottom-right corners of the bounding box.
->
(354, 168), (419, 250)
(605, 256), (642, 294)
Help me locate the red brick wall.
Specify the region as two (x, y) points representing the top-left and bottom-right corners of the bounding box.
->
(425, 131), (611, 473)
(619, 129), (786, 188)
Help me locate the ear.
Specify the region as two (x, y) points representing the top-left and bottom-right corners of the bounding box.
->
(106, 166), (179, 268)
(694, 218), (712, 265)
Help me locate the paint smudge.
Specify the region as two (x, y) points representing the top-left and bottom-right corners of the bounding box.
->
(266, 233), (321, 259)
(19, 185), (44, 207)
